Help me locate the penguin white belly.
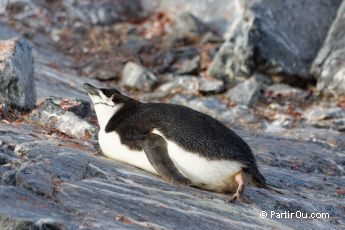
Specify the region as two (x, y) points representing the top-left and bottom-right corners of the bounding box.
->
(153, 130), (243, 192)
(98, 129), (158, 175)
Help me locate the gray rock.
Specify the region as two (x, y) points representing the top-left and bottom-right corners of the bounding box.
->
(264, 84), (309, 100)
(175, 54), (200, 75)
(253, 72), (272, 85)
(304, 106), (345, 122)
(0, 1), (7, 15)
(141, 76), (208, 101)
(168, 88), (257, 125)
(232, 105), (258, 124)
(170, 95), (235, 123)
(304, 105), (345, 131)
(157, 76), (199, 95)
(265, 126), (345, 151)
(0, 37), (36, 110)
(153, 47), (200, 75)
(0, 104), (10, 120)
(122, 62), (158, 92)
(0, 120), (344, 229)
(200, 31), (225, 44)
(50, 97), (92, 118)
(0, 22), (18, 40)
(227, 78), (263, 106)
(29, 97), (97, 139)
(0, 14), (104, 107)
(208, 0), (342, 81)
(156, 0), (240, 35)
(64, 0), (147, 26)
(311, 1), (345, 96)
(123, 36), (152, 55)
(198, 78), (225, 94)
(169, 12), (208, 43)
(264, 114), (295, 132)
(140, 75), (225, 102)
(208, 42), (250, 83)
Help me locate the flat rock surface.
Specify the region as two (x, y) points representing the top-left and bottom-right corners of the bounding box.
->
(0, 120), (344, 230)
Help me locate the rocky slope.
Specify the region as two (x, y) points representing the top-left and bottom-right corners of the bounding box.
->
(0, 0), (345, 229)
(1, 118), (345, 230)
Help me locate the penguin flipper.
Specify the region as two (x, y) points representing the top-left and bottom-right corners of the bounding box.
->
(141, 133), (191, 186)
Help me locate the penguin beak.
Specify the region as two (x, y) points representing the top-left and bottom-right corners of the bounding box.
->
(83, 83), (100, 96)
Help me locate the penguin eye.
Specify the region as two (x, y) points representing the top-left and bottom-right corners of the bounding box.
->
(101, 88), (120, 98)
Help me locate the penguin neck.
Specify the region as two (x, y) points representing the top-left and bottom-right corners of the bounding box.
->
(94, 103), (123, 129)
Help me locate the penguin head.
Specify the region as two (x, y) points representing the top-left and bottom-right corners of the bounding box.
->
(83, 83), (126, 105)
(83, 83), (129, 127)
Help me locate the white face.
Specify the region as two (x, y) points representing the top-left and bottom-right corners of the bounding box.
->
(88, 89), (115, 107)
(86, 87), (123, 129)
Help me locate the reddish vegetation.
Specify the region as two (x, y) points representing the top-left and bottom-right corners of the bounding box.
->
(115, 215), (134, 224)
(336, 187), (345, 196)
(336, 96), (345, 108)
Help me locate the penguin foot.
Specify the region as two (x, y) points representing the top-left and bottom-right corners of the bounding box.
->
(229, 192), (241, 202)
(228, 171), (247, 202)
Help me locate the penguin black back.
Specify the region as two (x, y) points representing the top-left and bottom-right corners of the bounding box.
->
(106, 101), (259, 173)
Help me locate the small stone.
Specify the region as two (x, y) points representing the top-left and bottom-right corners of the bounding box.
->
(264, 84), (308, 100)
(70, 0), (146, 26)
(232, 105), (258, 124)
(50, 97), (91, 118)
(170, 95), (235, 123)
(304, 105), (345, 131)
(227, 78), (263, 106)
(122, 62), (158, 92)
(200, 32), (224, 44)
(29, 98), (97, 139)
(304, 106), (345, 122)
(123, 36), (152, 55)
(0, 37), (36, 110)
(198, 78), (225, 94)
(1, 170), (16, 186)
(253, 72), (272, 85)
(169, 12), (208, 44)
(152, 47), (200, 75)
(175, 55), (200, 75)
(157, 76), (199, 95)
(0, 103), (9, 119)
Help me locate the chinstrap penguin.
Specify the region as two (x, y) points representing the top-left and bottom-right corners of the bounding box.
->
(83, 83), (272, 201)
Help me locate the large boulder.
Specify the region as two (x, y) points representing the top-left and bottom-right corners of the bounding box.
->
(0, 37), (36, 110)
(310, 1), (345, 96)
(208, 0), (342, 83)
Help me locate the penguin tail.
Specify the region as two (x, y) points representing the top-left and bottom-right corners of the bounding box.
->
(246, 167), (284, 195)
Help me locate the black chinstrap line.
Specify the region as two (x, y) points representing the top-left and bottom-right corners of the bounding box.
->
(94, 102), (116, 107)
